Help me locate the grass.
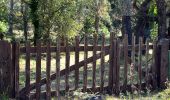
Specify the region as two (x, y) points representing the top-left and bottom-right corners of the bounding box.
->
(60, 87), (170, 100)
(19, 51), (110, 90)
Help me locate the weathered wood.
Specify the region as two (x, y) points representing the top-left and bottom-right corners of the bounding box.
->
(46, 41), (51, 100)
(123, 34), (128, 90)
(152, 41), (157, 89)
(100, 34), (105, 92)
(131, 34), (135, 64)
(108, 32), (114, 91)
(11, 42), (16, 98)
(20, 46), (108, 53)
(160, 39), (169, 88)
(75, 36), (79, 89)
(130, 34), (135, 92)
(65, 38), (70, 92)
(56, 39), (61, 99)
(155, 41), (162, 88)
(14, 42), (20, 99)
(145, 39), (149, 88)
(113, 39), (117, 93)
(138, 37), (142, 92)
(115, 40), (120, 95)
(92, 34), (97, 91)
(83, 35), (88, 92)
(20, 45), (153, 53)
(25, 41), (30, 99)
(36, 40), (41, 100)
(20, 50), (110, 94)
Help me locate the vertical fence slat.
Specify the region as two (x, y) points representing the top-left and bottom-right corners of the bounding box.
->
(123, 34), (128, 90)
(138, 37), (142, 92)
(15, 42), (20, 99)
(25, 41), (30, 99)
(131, 34), (135, 87)
(113, 39), (117, 93)
(83, 35), (88, 92)
(115, 40), (120, 95)
(108, 32), (114, 91)
(75, 36), (79, 89)
(56, 39), (60, 98)
(46, 41), (51, 100)
(160, 39), (169, 88)
(36, 40), (41, 100)
(152, 41), (157, 89)
(65, 38), (70, 92)
(92, 34), (97, 91)
(145, 39), (149, 88)
(100, 34), (105, 92)
(132, 34), (135, 63)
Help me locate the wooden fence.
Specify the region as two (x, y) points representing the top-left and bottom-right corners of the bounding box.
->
(0, 33), (169, 100)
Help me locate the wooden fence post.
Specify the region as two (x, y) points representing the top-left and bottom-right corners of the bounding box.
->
(108, 32), (114, 93)
(0, 41), (14, 98)
(160, 39), (169, 88)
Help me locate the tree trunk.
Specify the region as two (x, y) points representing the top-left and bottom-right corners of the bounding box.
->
(30, 0), (41, 46)
(156, 0), (167, 39)
(23, 4), (28, 41)
(8, 0), (14, 35)
(94, 0), (101, 34)
(21, 1), (28, 41)
(134, 0), (151, 43)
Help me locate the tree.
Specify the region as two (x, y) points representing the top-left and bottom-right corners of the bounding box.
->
(121, 0), (132, 45)
(8, 0), (14, 35)
(30, 0), (40, 45)
(156, 0), (167, 39)
(21, 1), (28, 41)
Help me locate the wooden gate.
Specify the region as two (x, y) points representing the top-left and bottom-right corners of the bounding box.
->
(0, 33), (169, 100)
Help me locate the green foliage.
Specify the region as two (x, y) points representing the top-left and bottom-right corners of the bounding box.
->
(0, 0), (8, 33)
(149, 0), (158, 40)
(0, 21), (8, 33)
(150, 22), (158, 40)
(149, 0), (158, 17)
(0, 0), (8, 21)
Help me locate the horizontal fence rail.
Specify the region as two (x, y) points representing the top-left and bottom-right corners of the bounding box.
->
(19, 45), (154, 53)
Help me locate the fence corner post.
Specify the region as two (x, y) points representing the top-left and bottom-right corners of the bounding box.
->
(159, 39), (169, 88)
(0, 40), (14, 98)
